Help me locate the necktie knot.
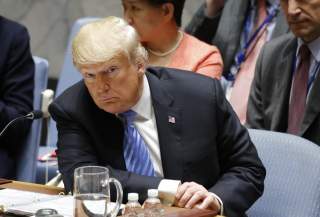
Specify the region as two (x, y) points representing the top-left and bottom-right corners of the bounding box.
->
(120, 110), (136, 125)
(299, 45), (311, 61)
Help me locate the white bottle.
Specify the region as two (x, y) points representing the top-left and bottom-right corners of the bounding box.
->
(143, 189), (164, 217)
(123, 193), (144, 217)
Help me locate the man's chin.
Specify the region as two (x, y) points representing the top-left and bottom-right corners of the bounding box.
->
(102, 109), (119, 114)
(291, 30), (305, 39)
(291, 26), (313, 40)
(295, 32), (319, 42)
(96, 100), (133, 114)
(99, 105), (129, 114)
(96, 103), (116, 114)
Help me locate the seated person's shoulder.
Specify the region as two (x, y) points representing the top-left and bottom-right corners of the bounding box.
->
(182, 32), (220, 55)
(54, 81), (88, 108)
(148, 66), (217, 81)
(0, 16), (28, 36)
(263, 33), (296, 53)
(147, 66), (221, 96)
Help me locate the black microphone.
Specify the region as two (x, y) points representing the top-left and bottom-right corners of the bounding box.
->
(0, 110), (44, 137)
(25, 110), (44, 120)
(0, 89), (54, 137)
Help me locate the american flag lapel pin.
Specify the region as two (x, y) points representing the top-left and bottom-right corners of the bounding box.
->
(168, 115), (176, 124)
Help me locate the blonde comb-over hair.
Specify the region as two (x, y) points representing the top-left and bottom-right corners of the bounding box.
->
(72, 16), (148, 69)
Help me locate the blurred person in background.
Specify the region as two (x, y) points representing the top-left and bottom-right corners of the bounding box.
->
(186, 0), (290, 123)
(122, 0), (223, 79)
(0, 16), (34, 178)
(247, 0), (320, 145)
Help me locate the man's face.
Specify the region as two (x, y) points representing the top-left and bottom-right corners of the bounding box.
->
(80, 54), (145, 114)
(281, 0), (320, 42)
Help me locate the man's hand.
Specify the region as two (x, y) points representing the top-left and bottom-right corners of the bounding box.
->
(205, 0), (225, 18)
(174, 182), (220, 214)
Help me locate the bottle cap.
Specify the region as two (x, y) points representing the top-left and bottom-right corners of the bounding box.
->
(147, 189), (158, 198)
(128, 193), (139, 201)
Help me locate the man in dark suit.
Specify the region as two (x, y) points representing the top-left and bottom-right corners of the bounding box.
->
(247, 0), (320, 145)
(0, 16), (34, 178)
(50, 16), (265, 217)
(186, 0), (290, 123)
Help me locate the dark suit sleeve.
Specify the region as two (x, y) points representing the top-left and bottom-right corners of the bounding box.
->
(0, 24), (34, 150)
(185, 3), (222, 44)
(49, 102), (98, 192)
(209, 80), (266, 217)
(49, 102), (162, 202)
(246, 45), (266, 129)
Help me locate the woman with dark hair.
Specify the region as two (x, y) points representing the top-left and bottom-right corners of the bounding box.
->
(122, 0), (223, 79)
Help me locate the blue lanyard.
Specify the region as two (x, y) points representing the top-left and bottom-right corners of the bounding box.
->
(227, 2), (280, 81)
(292, 54), (320, 93)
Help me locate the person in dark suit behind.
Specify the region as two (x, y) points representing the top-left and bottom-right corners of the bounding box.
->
(247, 0), (320, 145)
(186, 0), (290, 124)
(0, 16), (34, 178)
(49, 16), (265, 217)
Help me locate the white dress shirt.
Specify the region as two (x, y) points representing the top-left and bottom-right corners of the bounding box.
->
(131, 75), (163, 177)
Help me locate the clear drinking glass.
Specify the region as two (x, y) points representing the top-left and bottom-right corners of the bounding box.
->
(73, 166), (123, 217)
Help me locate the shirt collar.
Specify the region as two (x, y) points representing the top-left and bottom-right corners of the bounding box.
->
(308, 36), (320, 62)
(131, 75), (152, 120)
(297, 36), (320, 62)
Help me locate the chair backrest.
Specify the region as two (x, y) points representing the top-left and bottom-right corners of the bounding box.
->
(247, 129), (320, 217)
(47, 17), (100, 147)
(16, 56), (49, 182)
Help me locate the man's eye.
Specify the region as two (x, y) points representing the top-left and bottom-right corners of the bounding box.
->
(84, 73), (95, 79)
(131, 5), (141, 11)
(105, 66), (120, 76)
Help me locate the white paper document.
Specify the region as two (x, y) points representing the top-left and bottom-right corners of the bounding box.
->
(0, 189), (124, 216)
(0, 189), (73, 216)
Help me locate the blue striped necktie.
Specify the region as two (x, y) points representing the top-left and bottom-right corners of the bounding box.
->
(121, 110), (155, 176)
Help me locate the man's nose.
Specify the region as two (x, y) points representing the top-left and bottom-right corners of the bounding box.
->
(96, 76), (110, 92)
(123, 10), (133, 25)
(287, 0), (301, 17)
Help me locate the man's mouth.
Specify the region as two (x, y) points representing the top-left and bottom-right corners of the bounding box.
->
(100, 96), (117, 102)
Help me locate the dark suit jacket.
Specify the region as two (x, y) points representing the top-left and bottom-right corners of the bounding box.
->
(0, 16), (34, 178)
(186, 0), (290, 77)
(49, 67), (265, 217)
(247, 33), (320, 145)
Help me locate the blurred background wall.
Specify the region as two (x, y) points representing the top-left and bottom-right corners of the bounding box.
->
(0, 0), (203, 86)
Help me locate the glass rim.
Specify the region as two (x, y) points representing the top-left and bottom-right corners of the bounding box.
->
(74, 165), (109, 176)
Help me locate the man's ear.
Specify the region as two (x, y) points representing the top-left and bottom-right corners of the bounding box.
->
(136, 60), (146, 76)
(161, 3), (174, 23)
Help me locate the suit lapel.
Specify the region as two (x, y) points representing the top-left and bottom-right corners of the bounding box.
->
(300, 70), (320, 135)
(272, 37), (297, 131)
(146, 71), (183, 180)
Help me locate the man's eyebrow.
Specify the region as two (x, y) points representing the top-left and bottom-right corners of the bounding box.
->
(97, 62), (119, 74)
